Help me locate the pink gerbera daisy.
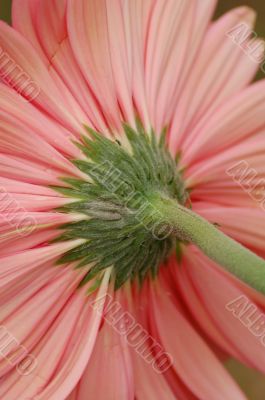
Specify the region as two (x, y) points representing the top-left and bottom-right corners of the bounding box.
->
(1, 1), (265, 399)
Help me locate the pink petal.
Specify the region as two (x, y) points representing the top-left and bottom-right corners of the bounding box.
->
(0, 83), (81, 158)
(171, 257), (242, 360)
(125, 0), (152, 129)
(0, 240), (83, 289)
(0, 21), (86, 132)
(12, 0), (47, 63)
(169, 6), (259, 154)
(13, 0), (110, 133)
(67, 0), (123, 131)
(185, 249), (265, 374)
(0, 229), (60, 257)
(132, 350), (176, 400)
(73, 319), (134, 400)
(0, 267), (80, 376)
(144, 0), (196, 131)
(183, 80), (265, 166)
(37, 269), (111, 400)
(0, 270), (111, 400)
(150, 283), (247, 400)
(188, 132), (265, 184)
(0, 154), (68, 185)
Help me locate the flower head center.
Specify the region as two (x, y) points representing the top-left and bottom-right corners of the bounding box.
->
(55, 123), (188, 289)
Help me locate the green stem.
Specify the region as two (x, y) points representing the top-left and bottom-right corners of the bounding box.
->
(153, 196), (265, 295)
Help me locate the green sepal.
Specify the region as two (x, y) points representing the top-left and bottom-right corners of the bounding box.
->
(53, 123), (187, 290)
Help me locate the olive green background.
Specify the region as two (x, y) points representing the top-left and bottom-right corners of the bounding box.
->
(0, 1), (265, 399)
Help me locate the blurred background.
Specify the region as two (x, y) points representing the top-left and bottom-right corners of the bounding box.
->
(0, 0), (265, 399)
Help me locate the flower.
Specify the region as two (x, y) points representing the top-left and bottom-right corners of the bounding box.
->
(0, 1), (265, 399)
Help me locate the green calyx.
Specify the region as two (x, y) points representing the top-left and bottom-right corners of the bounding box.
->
(52, 122), (265, 296)
(53, 123), (189, 289)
